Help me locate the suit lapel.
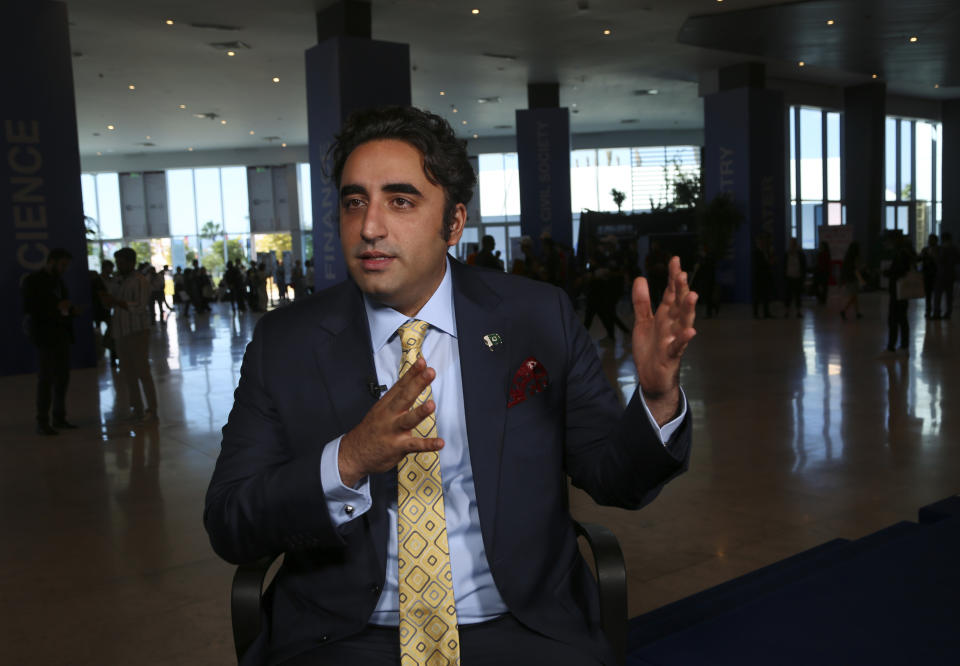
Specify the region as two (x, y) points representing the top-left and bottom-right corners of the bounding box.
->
(451, 261), (511, 561)
(310, 282), (389, 570)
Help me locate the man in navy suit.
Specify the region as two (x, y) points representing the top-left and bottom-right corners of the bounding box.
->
(205, 106), (698, 665)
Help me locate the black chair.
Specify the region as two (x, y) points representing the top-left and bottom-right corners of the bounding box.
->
(231, 520), (627, 665)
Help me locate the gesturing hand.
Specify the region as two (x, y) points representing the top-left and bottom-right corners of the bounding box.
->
(338, 357), (443, 488)
(632, 256), (698, 426)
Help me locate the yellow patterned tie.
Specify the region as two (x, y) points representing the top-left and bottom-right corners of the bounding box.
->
(396, 320), (461, 666)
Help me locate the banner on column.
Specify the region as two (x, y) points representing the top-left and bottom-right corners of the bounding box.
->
(515, 108), (573, 251)
(0, 1), (95, 375)
(306, 36), (411, 293)
(704, 87), (785, 303)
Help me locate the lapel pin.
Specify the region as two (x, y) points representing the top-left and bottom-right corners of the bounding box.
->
(482, 333), (504, 351)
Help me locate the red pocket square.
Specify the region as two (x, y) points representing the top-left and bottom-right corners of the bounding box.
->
(508, 357), (549, 408)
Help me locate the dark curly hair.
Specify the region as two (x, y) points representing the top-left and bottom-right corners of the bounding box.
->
(328, 106), (476, 240)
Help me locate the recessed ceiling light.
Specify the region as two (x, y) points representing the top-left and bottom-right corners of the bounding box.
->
(440, 91), (446, 96)
(107, 124), (115, 130)
(178, 104), (186, 109)
(461, 120), (468, 125)
(649, 89), (659, 95)
(165, 19), (174, 26)
(249, 130), (255, 135)
(272, 76), (280, 83)
(934, 84), (940, 89)
(872, 73), (878, 79)
(603, 29), (611, 35)
(128, 84), (136, 90)
(281, 142), (287, 148)
(220, 120), (227, 125)
(452, 108), (458, 113)
(96, 151), (102, 156)
(472, 133), (479, 139)
(187, 147), (194, 151)
(227, 50), (236, 56)
(798, 61), (806, 67)
(471, 8), (480, 14)
(909, 36), (918, 43)
(145, 135), (151, 140)
(826, 19), (835, 25)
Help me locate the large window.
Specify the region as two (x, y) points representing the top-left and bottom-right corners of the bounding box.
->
(478, 153), (521, 220)
(885, 117), (942, 250)
(789, 106), (844, 250)
(80, 172), (123, 241)
(477, 144), (701, 262)
(165, 166), (253, 276)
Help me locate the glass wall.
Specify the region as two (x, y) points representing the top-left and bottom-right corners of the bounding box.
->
(164, 166), (252, 277)
(885, 117), (942, 251)
(477, 144), (701, 264)
(789, 106), (844, 250)
(80, 172), (123, 244)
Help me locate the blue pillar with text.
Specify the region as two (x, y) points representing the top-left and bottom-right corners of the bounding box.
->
(516, 107), (573, 251)
(0, 1), (95, 376)
(704, 86), (786, 303)
(305, 36), (410, 292)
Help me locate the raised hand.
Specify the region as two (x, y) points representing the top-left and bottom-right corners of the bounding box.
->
(338, 357), (443, 487)
(631, 256), (698, 426)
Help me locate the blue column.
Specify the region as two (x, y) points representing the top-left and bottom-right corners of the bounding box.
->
(305, 3), (410, 292)
(843, 83), (886, 268)
(515, 84), (573, 251)
(704, 68), (787, 303)
(0, 1), (95, 376)
(941, 99), (960, 240)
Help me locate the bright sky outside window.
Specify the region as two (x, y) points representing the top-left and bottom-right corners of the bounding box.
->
(94, 173), (123, 239)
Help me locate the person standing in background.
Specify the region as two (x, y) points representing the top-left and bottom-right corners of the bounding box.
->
(292, 259), (306, 300)
(105, 248), (159, 421)
(783, 237), (807, 318)
(275, 260), (288, 302)
(475, 234), (505, 271)
(920, 234), (939, 319)
(305, 259), (315, 296)
(22, 248), (78, 435)
(933, 232), (957, 320)
(839, 241), (864, 321)
(813, 240), (832, 305)
(882, 233), (914, 353)
(148, 266), (167, 323)
(225, 260), (247, 313)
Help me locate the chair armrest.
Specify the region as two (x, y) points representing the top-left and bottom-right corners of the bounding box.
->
(231, 556), (278, 662)
(574, 520), (627, 666)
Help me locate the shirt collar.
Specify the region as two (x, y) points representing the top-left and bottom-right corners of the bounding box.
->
(363, 255), (458, 353)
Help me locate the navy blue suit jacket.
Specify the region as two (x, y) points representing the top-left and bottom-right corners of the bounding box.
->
(204, 260), (691, 665)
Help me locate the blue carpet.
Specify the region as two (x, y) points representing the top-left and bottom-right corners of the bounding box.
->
(627, 516), (960, 665)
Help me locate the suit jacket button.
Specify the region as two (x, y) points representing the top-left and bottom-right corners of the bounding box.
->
(345, 504), (355, 515)
(319, 635), (328, 643)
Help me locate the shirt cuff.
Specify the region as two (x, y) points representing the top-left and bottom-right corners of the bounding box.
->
(319, 436), (372, 526)
(636, 386), (688, 445)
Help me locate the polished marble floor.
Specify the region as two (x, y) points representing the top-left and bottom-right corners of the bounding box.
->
(1, 290), (957, 665)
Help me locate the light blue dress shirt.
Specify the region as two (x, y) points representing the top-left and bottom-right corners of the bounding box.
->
(319, 257), (686, 625)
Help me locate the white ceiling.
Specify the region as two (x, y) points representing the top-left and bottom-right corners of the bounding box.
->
(63, 0), (942, 161)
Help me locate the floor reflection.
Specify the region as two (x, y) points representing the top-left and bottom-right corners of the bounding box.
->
(2, 292), (958, 664)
